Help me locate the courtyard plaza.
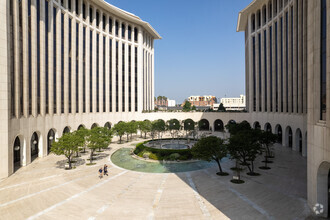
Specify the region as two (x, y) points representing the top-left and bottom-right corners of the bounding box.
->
(0, 133), (312, 219)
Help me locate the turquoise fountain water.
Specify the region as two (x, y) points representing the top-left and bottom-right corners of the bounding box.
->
(111, 148), (216, 173)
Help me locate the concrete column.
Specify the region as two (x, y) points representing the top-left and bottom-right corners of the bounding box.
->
(105, 34), (110, 112)
(72, 18), (77, 114)
(31, 0), (37, 117)
(63, 13), (69, 115)
(85, 2), (90, 113)
(266, 26), (271, 113)
(302, 0), (307, 114)
(125, 23), (129, 112)
(78, 21), (83, 114)
(111, 18), (116, 112)
(13, 0), (20, 118)
(288, 5), (292, 114)
(255, 32), (260, 113)
(152, 43), (155, 111)
(131, 26), (135, 112)
(99, 31), (104, 113)
(272, 20), (276, 113)
(248, 15), (254, 112)
(297, 0), (303, 114)
(292, 0), (298, 114)
(283, 12), (288, 113)
(56, 8), (61, 114)
(0, 0), (10, 178)
(138, 27), (143, 112)
(92, 29), (96, 113)
(22, 0), (29, 117)
(118, 21), (122, 112)
(48, 0), (54, 116)
(261, 28), (265, 112)
(277, 17), (282, 113)
(40, 0), (46, 116)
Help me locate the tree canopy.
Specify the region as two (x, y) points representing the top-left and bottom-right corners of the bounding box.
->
(191, 136), (228, 175)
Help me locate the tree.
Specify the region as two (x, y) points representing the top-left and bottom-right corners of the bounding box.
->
(226, 120), (251, 136)
(138, 120), (151, 138)
(182, 101), (192, 112)
(154, 119), (166, 140)
(258, 131), (278, 169)
(51, 132), (80, 169)
(183, 119), (195, 142)
(74, 127), (88, 156)
(191, 136), (228, 175)
(113, 121), (127, 144)
(167, 119), (180, 140)
(191, 105), (196, 111)
(218, 103), (226, 112)
(86, 127), (112, 164)
(126, 121), (138, 142)
(228, 129), (262, 175)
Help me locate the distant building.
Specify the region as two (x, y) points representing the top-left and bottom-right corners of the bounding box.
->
(220, 95), (246, 111)
(187, 96), (217, 107)
(167, 100), (176, 107)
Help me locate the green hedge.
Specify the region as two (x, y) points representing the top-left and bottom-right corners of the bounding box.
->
(133, 141), (193, 161)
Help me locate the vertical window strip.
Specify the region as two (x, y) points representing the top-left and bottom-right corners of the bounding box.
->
(103, 36), (106, 112)
(129, 45), (131, 111)
(90, 30), (93, 112)
(280, 17), (283, 112)
(28, 0), (32, 115)
(61, 12), (64, 114)
(258, 33), (261, 112)
(321, 0), (327, 120)
(286, 12), (289, 112)
(109, 38), (112, 112)
(10, 0), (15, 117)
(19, 0), (23, 115)
(37, 0), (40, 115)
(270, 25), (273, 112)
(83, 26), (86, 113)
(264, 29), (267, 112)
(53, 6), (57, 114)
(96, 33), (99, 112)
(275, 22), (278, 112)
(122, 44), (125, 112)
(135, 47), (138, 111)
(252, 37), (256, 112)
(69, 18), (72, 113)
(45, 0), (49, 114)
(76, 22), (79, 113)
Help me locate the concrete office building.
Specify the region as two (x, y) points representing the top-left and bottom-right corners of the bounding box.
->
(0, 0), (160, 178)
(238, 0), (330, 217)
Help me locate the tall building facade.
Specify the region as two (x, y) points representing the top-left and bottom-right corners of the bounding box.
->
(0, 0), (160, 178)
(238, 0), (330, 217)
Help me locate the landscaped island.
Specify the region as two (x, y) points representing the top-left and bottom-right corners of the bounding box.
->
(133, 139), (196, 161)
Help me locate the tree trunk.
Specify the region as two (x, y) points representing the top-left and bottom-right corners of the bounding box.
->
(215, 159), (223, 173)
(251, 160), (254, 173)
(119, 136), (122, 144)
(90, 150), (94, 164)
(68, 156), (72, 169)
(127, 134), (129, 142)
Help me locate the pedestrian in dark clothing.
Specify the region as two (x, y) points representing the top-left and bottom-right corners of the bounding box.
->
(98, 167), (103, 179)
(104, 164), (108, 176)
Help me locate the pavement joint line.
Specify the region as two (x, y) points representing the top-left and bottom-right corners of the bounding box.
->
(185, 172), (212, 220)
(0, 165), (100, 192)
(88, 173), (144, 220)
(202, 169), (275, 220)
(148, 173), (169, 220)
(0, 173), (96, 208)
(27, 170), (128, 220)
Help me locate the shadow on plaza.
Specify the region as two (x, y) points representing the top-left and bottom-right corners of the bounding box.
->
(172, 143), (310, 219)
(55, 148), (111, 169)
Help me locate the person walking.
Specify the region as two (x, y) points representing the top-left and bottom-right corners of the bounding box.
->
(98, 167), (103, 179)
(104, 164), (108, 176)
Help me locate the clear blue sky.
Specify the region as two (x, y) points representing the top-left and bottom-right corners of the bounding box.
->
(107, 0), (252, 103)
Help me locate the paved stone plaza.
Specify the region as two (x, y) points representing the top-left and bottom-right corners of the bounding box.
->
(0, 138), (314, 219)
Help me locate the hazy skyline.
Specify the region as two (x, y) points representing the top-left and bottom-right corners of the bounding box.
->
(107, 0), (251, 103)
